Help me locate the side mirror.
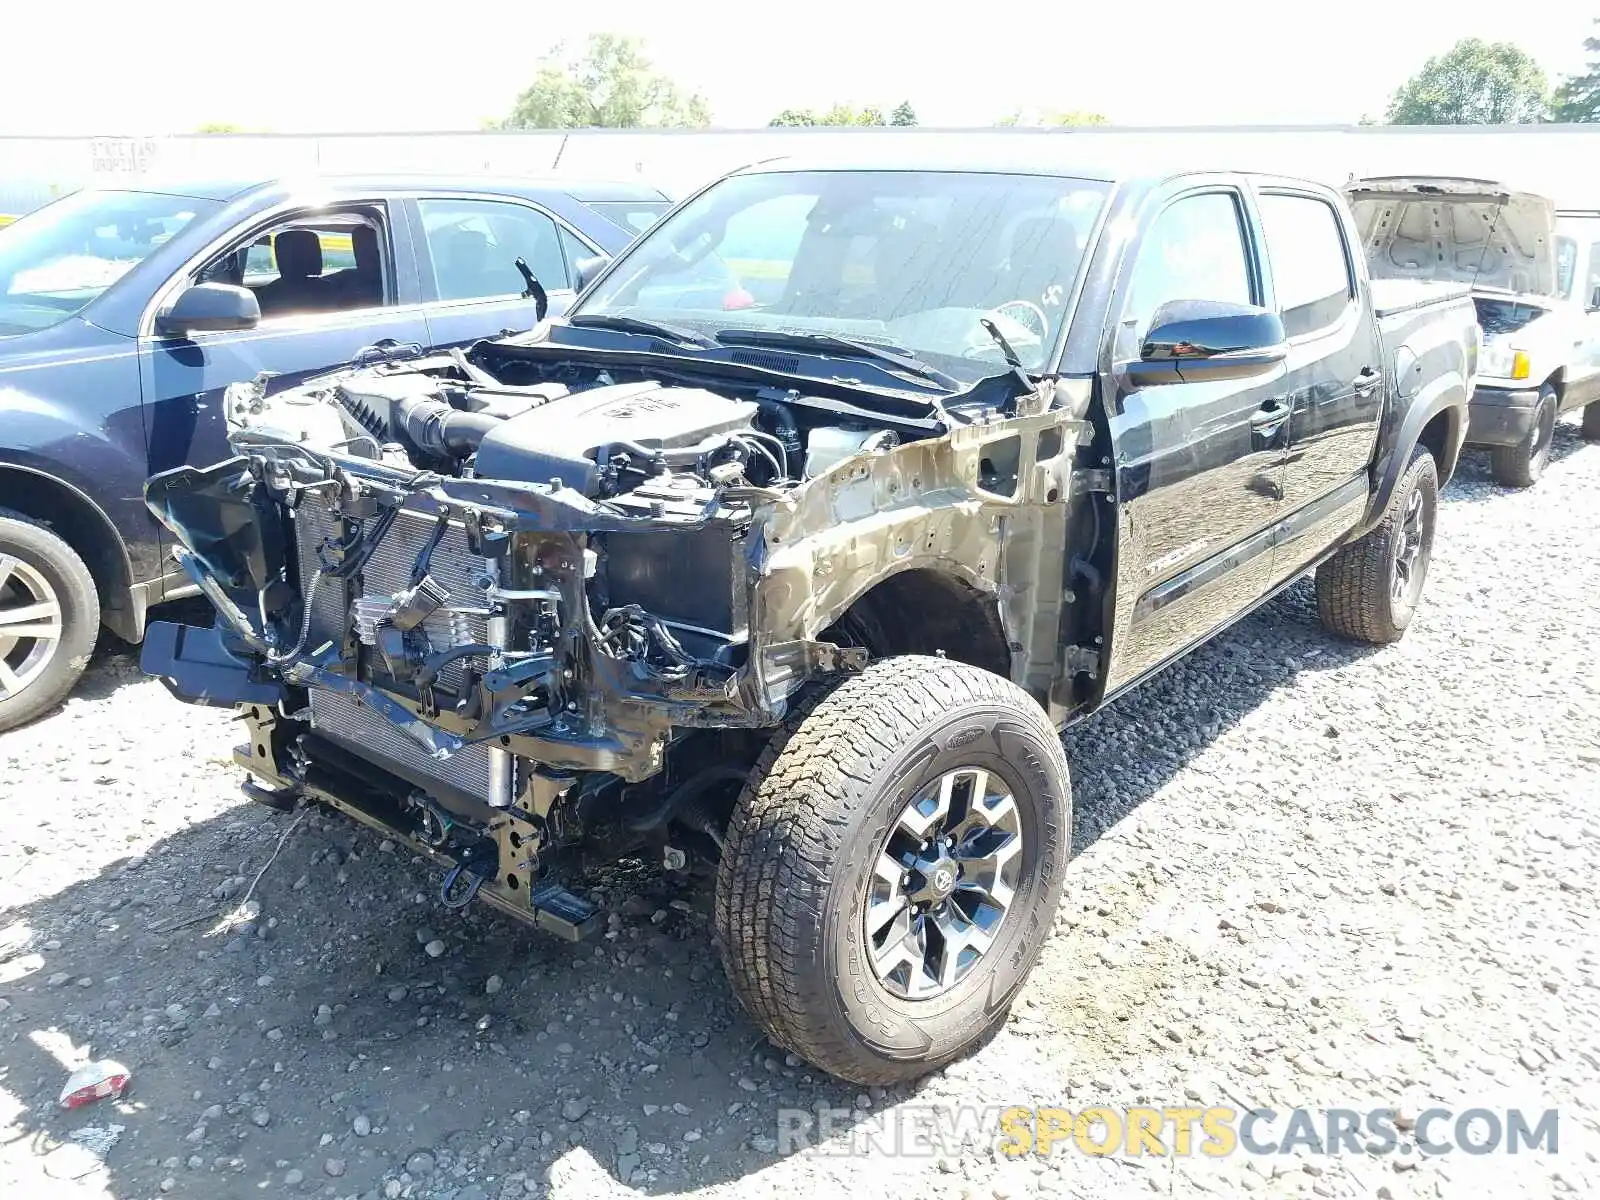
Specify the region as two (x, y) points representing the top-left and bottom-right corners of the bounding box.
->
(1589, 284), (1600, 313)
(156, 282), (260, 337)
(1124, 299), (1288, 386)
(573, 254), (611, 294)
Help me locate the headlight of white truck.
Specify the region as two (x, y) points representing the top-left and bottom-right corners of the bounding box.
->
(1478, 339), (1531, 381)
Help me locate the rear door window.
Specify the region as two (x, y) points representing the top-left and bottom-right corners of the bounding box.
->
(1257, 193), (1354, 337)
(418, 199), (570, 302)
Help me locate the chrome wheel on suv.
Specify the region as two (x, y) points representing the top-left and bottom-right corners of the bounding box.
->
(0, 512), (100, 733)
(0, 556), (65, 702)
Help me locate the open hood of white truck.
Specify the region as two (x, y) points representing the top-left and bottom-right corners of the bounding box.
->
(1346, 176), (1557, 299)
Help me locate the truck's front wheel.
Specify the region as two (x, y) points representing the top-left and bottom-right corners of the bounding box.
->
(1489, 385), (1557, 487)
(1581, 400), (1600, 442)
(714, 656), (1071, 1086)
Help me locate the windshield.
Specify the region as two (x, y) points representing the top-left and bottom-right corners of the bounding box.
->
(0, 189), (216, 336)
(1555, 236), (1578, 300)
(573, 169), (1110, 383)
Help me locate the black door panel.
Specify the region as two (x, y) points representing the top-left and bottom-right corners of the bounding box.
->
(1098, 187), (1288, 693)
(1106, 363), (1289, 687)
(1255, 191), (1385, 583)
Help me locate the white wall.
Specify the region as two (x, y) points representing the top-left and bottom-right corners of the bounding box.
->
(2, 125), (1597, 214)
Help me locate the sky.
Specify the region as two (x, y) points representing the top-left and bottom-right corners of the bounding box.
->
(1, 0), (1593, 134)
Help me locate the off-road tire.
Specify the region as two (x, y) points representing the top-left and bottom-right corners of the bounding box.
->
(1489, 385), (1557, 487)
(1315, 444), (1438, 645)
(1581, 400), (1600, 441)
(714, 655), (1071, 1086)
(0, 510), (99, 733)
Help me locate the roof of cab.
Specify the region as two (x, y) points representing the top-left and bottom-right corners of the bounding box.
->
(726, 141), (1329, 192)
(101, 173), (670, 205)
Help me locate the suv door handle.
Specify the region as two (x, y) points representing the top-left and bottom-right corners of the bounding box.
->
(1353, 367), (1382, 395)
(1250, 398), (1290, 431)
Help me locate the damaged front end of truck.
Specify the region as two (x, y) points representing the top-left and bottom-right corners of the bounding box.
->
(141, 331), (1103, 938)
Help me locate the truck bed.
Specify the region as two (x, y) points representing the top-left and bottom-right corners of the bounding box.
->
(1370, 279), (1480, 390)
(1369, 278), (1473, 318)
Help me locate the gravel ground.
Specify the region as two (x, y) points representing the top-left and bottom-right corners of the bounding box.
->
(1, 426), (1598, 1200)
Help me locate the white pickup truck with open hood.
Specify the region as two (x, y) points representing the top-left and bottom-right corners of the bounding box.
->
(1348, 177), (1600, 487)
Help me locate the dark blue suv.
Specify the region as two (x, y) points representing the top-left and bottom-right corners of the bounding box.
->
(0, 174), (668, 729)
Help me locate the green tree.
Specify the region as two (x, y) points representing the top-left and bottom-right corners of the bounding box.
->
(995, 109), (1108, 126)
(502, 33), (710, 129)
(768, 103), (887, 127)
(1050, 110), (1108, 126)
(823, 103), (885, 125)
(889, 101), (918, 126)
(1385, 38), (1548, 124)
(1552, 19), (1600, 122)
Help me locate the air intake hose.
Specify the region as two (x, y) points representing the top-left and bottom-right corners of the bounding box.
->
(396, 395), (500, 459)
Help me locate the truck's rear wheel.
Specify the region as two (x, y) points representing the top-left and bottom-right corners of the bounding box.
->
(0, 511), (99, 732)
(1315, 444), (1437, 645)
(1581, 400), (1600, 442)
(714, 655), (1071, 1086)
(1489, 385), (1557, 487)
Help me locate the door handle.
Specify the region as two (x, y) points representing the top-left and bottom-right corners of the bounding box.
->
(1353, 367), (1382, 395)
(1250, 399), (1290, 431)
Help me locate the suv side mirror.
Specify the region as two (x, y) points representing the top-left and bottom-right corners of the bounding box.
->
(1589, 284), (1600, 313)
(573, 254), (611, 294)
(156, 282), (260, 337)
(1125, 299), (1288, 386)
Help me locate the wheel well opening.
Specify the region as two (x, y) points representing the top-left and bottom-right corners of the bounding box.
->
(0, 470), (131, 634)
(1416, 409), (1461, 487)
(827, 569), (1012, 680)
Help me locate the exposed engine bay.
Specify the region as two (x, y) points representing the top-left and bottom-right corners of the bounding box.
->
(143, 337), (1093, 937)
(226, 348), (907, 498)
(1473, 296), (1549, 341)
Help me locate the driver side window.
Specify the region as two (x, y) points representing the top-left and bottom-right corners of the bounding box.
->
(195, 211), (391, 320)
(1119, 192), (1254, 358)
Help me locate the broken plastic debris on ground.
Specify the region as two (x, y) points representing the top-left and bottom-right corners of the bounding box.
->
(58, 1061), (130, 1109)
(66, 1124), (124, 1156)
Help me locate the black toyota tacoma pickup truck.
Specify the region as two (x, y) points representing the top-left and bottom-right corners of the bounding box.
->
(140, 153), (1480, 1085)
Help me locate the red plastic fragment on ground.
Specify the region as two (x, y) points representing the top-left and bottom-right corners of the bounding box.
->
(58, 1060), (130, 1109)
